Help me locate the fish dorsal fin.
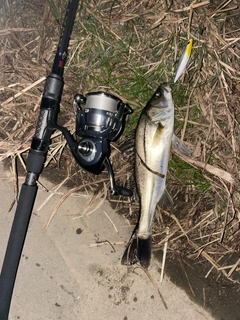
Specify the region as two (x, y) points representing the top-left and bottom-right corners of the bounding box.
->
(171, 134), (192, 156)
(159, 189), (174, 208)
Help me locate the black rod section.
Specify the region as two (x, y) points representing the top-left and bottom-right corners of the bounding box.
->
(52, 0), (80, 77)
(0, 1), (79, 319)
(0, 185), (37, 318)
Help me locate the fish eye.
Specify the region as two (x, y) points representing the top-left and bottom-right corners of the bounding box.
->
(155, 92), (160, 97)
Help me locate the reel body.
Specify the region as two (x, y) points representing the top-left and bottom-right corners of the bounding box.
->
(58, 91), (133, 197)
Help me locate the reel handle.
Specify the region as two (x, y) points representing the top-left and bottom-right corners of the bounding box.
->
(104, 158), (133, 197)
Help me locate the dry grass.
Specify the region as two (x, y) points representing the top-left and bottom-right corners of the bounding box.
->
(0, 0), (240, 284)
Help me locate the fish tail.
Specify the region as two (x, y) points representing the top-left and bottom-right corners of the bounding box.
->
(121, 228), (152, 268)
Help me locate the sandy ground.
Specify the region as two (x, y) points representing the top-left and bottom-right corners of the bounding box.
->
(0, 163), (214, 320)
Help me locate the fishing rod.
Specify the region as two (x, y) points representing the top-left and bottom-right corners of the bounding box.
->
(0, 0), (133, 318)
(0, 0), (79, 318)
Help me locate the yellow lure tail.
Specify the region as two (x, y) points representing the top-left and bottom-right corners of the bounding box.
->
(174, 39), (193, 83)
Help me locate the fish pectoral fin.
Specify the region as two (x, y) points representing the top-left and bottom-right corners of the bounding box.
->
(152, 122), (164, 147)
(159, 189), (174, 207)
(171, 134), (192, 156)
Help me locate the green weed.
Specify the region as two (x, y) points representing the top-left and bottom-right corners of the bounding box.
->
(169, 156), (211, 193)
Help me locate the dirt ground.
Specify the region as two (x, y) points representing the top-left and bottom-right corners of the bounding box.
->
(0, 163), (216, 320)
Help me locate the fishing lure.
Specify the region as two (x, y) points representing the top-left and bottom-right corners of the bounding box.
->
(174, 39), (193, 83)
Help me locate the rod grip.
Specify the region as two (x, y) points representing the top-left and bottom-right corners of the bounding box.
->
(43, 73), (63, 101)
(0, 184), (38, 320)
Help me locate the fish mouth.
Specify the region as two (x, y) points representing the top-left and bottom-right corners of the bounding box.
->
(160, 83), (171, 94)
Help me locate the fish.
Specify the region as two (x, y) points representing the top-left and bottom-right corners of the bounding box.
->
(121, 83), (191, 268)
(174, 39), (193, 83)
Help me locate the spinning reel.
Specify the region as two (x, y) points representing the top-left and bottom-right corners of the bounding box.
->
(56, 91), (133, 197)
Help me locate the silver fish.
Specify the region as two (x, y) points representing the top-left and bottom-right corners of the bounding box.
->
(122, 83), (189, 268)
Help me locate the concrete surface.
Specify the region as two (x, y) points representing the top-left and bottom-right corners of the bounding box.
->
(0, 164), (214, 320)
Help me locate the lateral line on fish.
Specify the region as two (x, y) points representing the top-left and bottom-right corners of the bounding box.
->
(136, 151), (165, 179)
